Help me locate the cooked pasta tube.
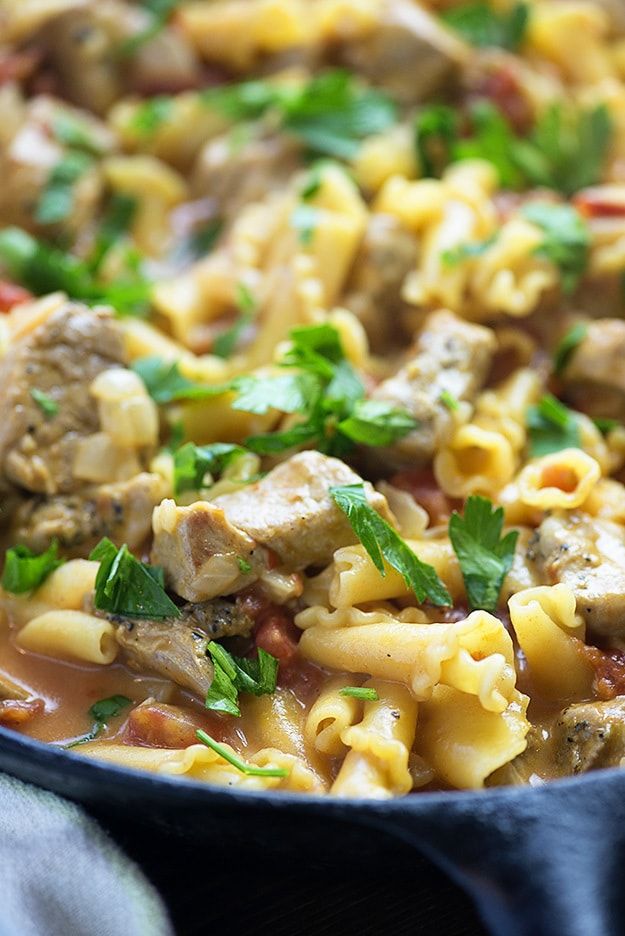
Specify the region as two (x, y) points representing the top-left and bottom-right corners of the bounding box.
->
(16, 611), (118, 665)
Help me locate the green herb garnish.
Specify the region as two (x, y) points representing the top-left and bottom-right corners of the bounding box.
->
(2, 541), (65, 594)
(527, 394), (581, 456)
(30, 388), (59, 419)
(442, 1), (530, 50)
(439, 390), (460, 412)
(67, 695), (132, 748)
(118, 0), (180, 56)
(36, 151), (94, 225)
(173, 442), (246, 495)
(90, 538), (180, 619)
(522, 203), (589, 293)
(329, 484), (451, 606)
(205, 642), (279, 717)
(449, 495), (518, 613)
(196, 729), (289, 778)
(339, 686), (379, 701)
(553, 322), (588, 375)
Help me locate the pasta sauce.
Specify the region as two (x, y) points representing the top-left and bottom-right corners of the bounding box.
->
(1, 0), (625, 797)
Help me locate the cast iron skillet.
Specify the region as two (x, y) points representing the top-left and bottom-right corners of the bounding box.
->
(1, 726), (624, 936)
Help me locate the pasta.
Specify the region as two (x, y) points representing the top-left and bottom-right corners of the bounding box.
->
(1, 0), (625, 799)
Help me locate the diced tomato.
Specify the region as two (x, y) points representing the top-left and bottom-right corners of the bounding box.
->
(473, 67), (533, 134)
(573, 187), (625, 218)
(0, 281), (32, 313)
(390, 467), (458, 526)
(254, 607), (300, 668)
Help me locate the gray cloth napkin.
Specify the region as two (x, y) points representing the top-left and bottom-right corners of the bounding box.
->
(0, 773), (173, 936)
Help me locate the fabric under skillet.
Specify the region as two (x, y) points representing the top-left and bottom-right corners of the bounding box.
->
(0, 773), (173, 936)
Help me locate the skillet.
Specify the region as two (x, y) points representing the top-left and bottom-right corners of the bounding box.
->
(2, 724), (624, 936)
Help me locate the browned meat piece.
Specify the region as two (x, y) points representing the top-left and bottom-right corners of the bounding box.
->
(529, 512), (625, 638)
(10, 473), (166, 554)
(342, 214), (417, 353)
(0, 301), (126, 496)
(0, 698), (45, 725)
(371, 309), (496, 468)
(560, 319), (625, 419)
(122, 699), (211, 748)
(213, 451), (392, 569)
(331, 0), (469, 104)
(113, 598), (254, 697)
(45, 1), (201, 114)
(553, 697), (625, 775)
(151, 499), (261, 603)
(191, 128), (301, 220)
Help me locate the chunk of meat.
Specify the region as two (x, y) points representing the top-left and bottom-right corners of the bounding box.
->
(553, 697), (625, 775)
(214, 451), (393, 569)
(45, 2), (201, 114)
(122, 699), (225, 749)
(529, 512), (625, 638)
(371, 309), (496, 468)
(0, 698), (45, 725)
(0, 301), (126, 495)
(560, 319), (625, 419)
(113, 599), (254, 698)
(10, 473), (166, 554)
(342, 214), (417, 353)
(389, 467), (457, 526)
(331, 0), (469, 104)
(151, 499), (261, 603)
(191, 128), (301, 220)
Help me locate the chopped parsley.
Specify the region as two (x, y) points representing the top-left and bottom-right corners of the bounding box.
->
(522, 203), (589, 293)
(439, 390), (460, 412)
(291, 204), (320, 245)
(118, 0), (181, 56)
(441, 234), (497, 268)
(527, 394), (581, 457)
(205, 70), (397, 161)
(553, 322), (588, 375)
(205, 642), (279, 717)
(415, 105), (458, 178)
(237, 557), (252, 574)
(53, 114), (107, 156)
(196, 729), (289, 778)
(2, 541), (65, 594)
(129, 96), (174, 137)
(90, 538), (180, 619)
(448, 496), (518, 613)
(173, 442), (246, 495)
(132, 357), (223, 404)
(0, 227), (150, 317)
(67, 695), (132, 748)
(442, 1), (530, 51)
(30, 388), (59, 419)
(594, 417), (619, 435)
(89, 195), (137, 274)
(36, 151), (94, 225)
(339, 686), (379, 701)
(213, 282), (257, 359)
(329, 483), (451, 606)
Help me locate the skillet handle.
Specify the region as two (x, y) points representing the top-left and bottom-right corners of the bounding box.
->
(364, 777), (625, 936)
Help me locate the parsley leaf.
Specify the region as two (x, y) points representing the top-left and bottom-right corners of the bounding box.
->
(553, 322), (588, 375)
(173, 442), (246, 495)
(196, 729), (288, 777)
(337, 400), (417, 447)
(329, 484), (451, 606)
(339, 686), (379, 701)
(2, 541), (65, 594)
(90, 538), (180, 619)
(129, 96), (174, 136)
(0, 227), (150, 317)
(89, 195), (137, 273)
(132, 356), (225, 404)
(442, 234), (497, 268)
(53, 114), (108, 156)
(455, 100), (524, 188)
(118, 0), (180, 56)
(213, 282), (257, 359)
(230, 372), (320, 415)
(67, 695), (131, 748)
(30, 388), (59, 419)
(205, 642), (279, 717)
(415, 105), (458, 178)
(439, 390), (460, 412)
(522, 203), (589, 293)
(36, 151), (94, 225)
(442, 1), (529, 50)
(527, 394), (581, 456)
(448, 495), (518, 613)
(206, 70), (396, 161)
